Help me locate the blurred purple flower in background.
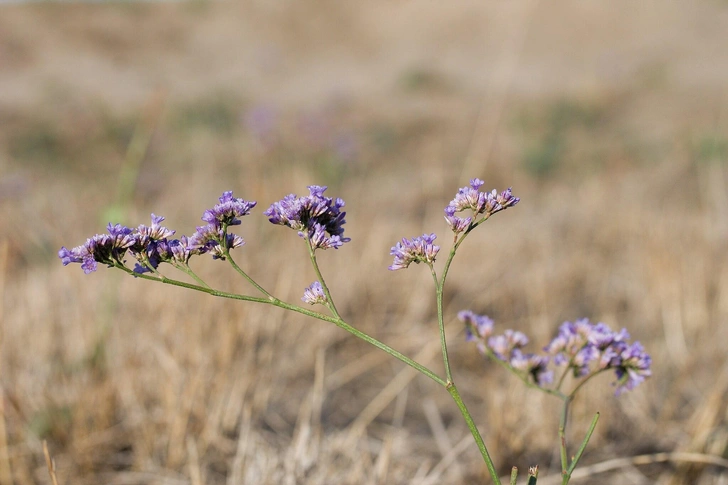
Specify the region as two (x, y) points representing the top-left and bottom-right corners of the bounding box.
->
(244, 105), (278, 147)
(462, 312), (652, 395)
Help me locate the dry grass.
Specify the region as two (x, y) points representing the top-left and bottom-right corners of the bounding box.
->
(2, 2), (728, 484)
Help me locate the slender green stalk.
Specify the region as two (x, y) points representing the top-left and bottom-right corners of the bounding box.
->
(112, 262), (446, 387)
(510, 467), (518, 485)
(219, 225), (275, 300)
(447, 383), (501, 485)
(558, 396), (572, 483)
(434, 221), (503, 483)
(430, 264), (452, 382)
(307, 240), (342, 319)
(176, 265), (210, 289)
(431, 224), (480, 384)
(567, 412), (599, 476)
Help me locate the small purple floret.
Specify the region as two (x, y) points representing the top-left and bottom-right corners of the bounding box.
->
(202, 191), (257, 227)
(58, 223), (138, 273)
(388, 233), (440, 271)
(302, 281), (328, 305)
(459, 310), (494, 341)
(444, 179), (520, 233)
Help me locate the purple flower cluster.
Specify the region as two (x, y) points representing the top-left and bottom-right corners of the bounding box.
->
(545, 319), (652, 395)
(461, 312), (652, 395)
(388, 233), (440, 271)
(445, 179), (519, 234)
(460, 311), (553, 387)
(59, 222), (141, 274)
(59, 192), (256, 274)
(302, 281), (328, 305)
(264, 186), (350, 250)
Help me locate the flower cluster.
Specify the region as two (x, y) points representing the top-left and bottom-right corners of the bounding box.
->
(59, 192), (256, 274)
(545, 319), (652, 395)
(445, 179), (519, 234)
(264, 185), (350, 250)
(461, 312), (651, 395)
(461, 311), (553, 387)
(388, 233), (440, 271)
(59, 222), (140, 274)
(302, 281), (328, 305)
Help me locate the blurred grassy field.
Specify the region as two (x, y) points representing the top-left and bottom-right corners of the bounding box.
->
(2, 1), (728, 484)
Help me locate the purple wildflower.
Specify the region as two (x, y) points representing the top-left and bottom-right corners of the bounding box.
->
(388, 233), (440, 271)
(448, 178), (490, 214)
(128, 215), (179, 274)
(544, 318), (652, 392)
(495, 188), (519, 211)
(188, 224), (245, 260)
(444, 206), (472, 234)
(510, 350), (553, 387)
(202, 191), (257, 228)
(545, 319), (600, 375)
(136, 214), (175, 245)
(302, 281), (328, 305)
(488, 330), (529, 361)
(458, 310), (494, 341)
(168, 236), (193, 264)
(613, 342), (652, 395)
(265, 186), (350, 250)
(58, 223), (137, 274)
(444, 179), (519, 232)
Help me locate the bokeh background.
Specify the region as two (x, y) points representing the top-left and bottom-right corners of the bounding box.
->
(2, 1), (728, 484)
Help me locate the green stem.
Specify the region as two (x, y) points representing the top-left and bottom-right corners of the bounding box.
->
(175, 264), (211, 289)
(559, 396), (572, 483)
(567, 412), (599, 477)
(430, 264), (452, 382)
(113, 262), (445, 386)
(220, 230), (274, 300)
(307, 240), (342, 319)
(433, 227), (477, 383)
(447, 383), (501, 485)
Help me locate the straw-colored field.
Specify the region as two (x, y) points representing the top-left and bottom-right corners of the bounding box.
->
(2, 2), (728, 484)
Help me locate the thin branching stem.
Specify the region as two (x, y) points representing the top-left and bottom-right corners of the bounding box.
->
(307, 239), (342, 319)
(559, 395), (572, 482)
(430, 264), (452, 382)
(219, 225), (275, 300)
(112, 261), (446, 387)
(448, 383), (501, 485)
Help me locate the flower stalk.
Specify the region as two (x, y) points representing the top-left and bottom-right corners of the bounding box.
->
(60, 179), (651, 484)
